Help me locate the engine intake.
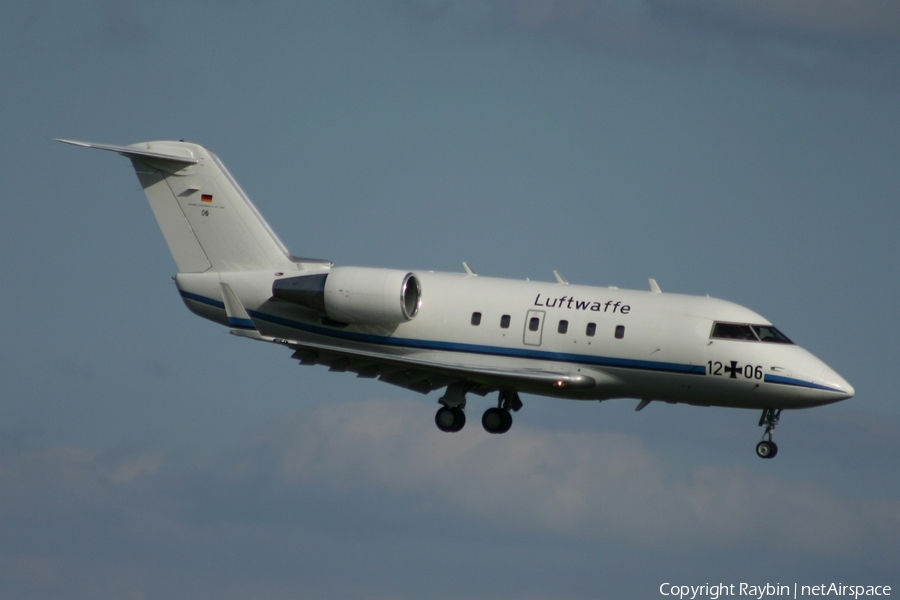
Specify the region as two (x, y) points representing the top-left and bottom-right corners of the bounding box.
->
(273, 267), (421, 325)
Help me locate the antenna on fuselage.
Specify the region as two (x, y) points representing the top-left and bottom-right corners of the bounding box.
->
(462, 262), (477, 276)
(553, 270), (568, 284)
(649, 278), (661, 293)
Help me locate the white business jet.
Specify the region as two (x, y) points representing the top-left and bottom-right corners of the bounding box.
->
(58, 139), (854, 458)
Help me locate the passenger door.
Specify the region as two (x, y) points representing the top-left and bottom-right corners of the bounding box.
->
(523, 310), (545, 346)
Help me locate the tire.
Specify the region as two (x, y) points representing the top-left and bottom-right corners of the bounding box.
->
(756, 440), (777, 459)
(482, 408), (503, 433)
(436, 406), (462, 432)
(449, 407), (466, 432)
(482, 408), (512, 434)
(497, 409), (512, 434)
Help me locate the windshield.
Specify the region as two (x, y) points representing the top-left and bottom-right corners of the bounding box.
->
(751, 325), (793, 344)
(711, 322), (793, 344)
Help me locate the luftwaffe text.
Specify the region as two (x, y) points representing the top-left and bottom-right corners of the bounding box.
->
(533, 294), (631, 314)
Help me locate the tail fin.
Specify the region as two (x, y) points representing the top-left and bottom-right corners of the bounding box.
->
(57, 139), (323, 273)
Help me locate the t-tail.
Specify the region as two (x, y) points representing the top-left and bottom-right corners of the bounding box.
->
(56, 139), (329, 273)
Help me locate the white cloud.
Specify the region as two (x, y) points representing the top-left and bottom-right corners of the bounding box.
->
(231, 398), (899, 552)
(1, 398), (898, 597)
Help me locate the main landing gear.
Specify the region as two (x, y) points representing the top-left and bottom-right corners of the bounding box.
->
(756, 408), (782, 459)
(435, 382), (468, 432)
(434, 386), (522, 434)
(482, 390), (522, 434)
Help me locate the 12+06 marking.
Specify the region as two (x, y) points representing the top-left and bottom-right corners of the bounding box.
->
(708, 361), (763, 380)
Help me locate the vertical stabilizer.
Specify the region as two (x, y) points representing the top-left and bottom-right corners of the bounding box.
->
(57, 139), (308, 273)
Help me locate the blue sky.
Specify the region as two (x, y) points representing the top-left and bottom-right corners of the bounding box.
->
(1, 1), (898, 598)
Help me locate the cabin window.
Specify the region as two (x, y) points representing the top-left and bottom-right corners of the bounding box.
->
(585, 323), (596, 337)
(615, 325), (625, 339)
(529, 317), (540, 331)
(752, 325), (793, 344)
(500, 315), (511, 329)
(471, 312), (482, 326)
(711, 322), (755, 341)
(558, 320), (568, 334)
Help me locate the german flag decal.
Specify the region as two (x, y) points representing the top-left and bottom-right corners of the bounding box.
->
(201, 194), (213, 202)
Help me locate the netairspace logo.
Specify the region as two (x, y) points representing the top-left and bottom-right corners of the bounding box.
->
(659, 583), (892, 600)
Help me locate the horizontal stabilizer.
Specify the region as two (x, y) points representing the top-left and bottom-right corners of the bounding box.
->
(55, 139), (199, 164)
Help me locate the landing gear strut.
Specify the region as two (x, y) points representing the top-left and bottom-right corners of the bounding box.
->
(756, 408), (781, 459)
(482, 390), (521, 434)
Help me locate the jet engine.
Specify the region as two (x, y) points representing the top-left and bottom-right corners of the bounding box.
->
(273, 266), (421, 325)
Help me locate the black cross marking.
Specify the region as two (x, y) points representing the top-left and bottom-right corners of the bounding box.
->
(723, 361), (741, 379)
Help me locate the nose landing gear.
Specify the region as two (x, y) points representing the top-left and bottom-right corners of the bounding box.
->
(756, 408), (782, 459)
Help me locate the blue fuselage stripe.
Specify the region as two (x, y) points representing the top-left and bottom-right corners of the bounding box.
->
(179, 290), (718, 377)
(247, 308), (706, 374)
(181, 290), (225, 309)
(179, 290), (704, 375)
(182, 290), (848, 393)
(763, 374), (843, 393)
(228, 317), (256, 330)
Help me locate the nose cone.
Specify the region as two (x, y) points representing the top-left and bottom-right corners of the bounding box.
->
(819, 365), (855, 401)
(762, 345), (853, 408)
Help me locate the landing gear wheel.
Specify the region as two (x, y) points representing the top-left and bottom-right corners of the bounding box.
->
(756, 440), (778, 459)
(435, 406), (465, 432)
(482, 407), (512, 434)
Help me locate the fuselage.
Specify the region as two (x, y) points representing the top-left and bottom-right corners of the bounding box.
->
(175, 269), (854, 411)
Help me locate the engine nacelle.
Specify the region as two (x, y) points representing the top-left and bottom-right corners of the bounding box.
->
(273, 267), (421, 325)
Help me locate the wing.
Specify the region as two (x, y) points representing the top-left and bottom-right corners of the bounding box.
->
(281, 336), (597, 395)
(220, 280), (597, 395)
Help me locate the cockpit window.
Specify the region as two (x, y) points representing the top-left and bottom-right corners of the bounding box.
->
(711, 322), (794, 344)
(751, 325), (793, 344)
(711, 323), (756, 340)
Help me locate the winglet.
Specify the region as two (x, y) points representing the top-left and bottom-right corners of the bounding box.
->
(649, 278), (661, 294)
(553, 270), (569, 284)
